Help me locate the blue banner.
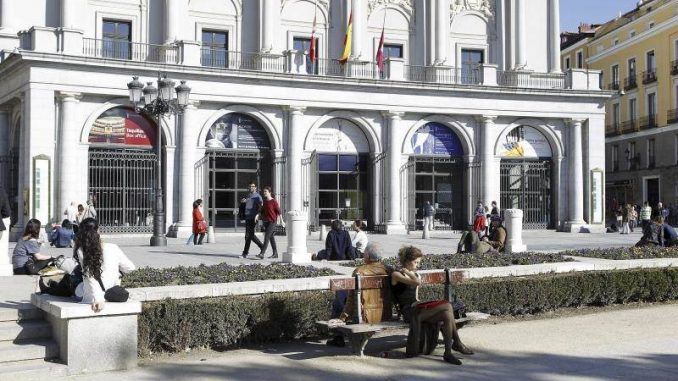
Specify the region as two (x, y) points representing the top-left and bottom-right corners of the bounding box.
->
(410, 123), (464, 156)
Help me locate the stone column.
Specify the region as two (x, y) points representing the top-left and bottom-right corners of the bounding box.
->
(566, 118), (586, 231)
(384, 111), (406, 234)
(0, 0), (19, 32)
(514, 0), (527, 69)
(504, 209), (527, 253)
(57, 92), (82, 221)
(478, 115), (497, 208)
(425, 0), (436, 66)
(60, 0), (81, 29)
(164, 0), (186, 44)
(286, 106), (305, 213)
(548, 0), (561, 73)
(351, 0), (363, 59)
(177, 101), (198, 233)
(260, 0), (276, 52)
(435, 0), (448, 64)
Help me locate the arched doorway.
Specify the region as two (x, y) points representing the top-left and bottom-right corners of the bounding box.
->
(499, 125), (554, 229)
(305, 119), (372, 227)
(202, 113), (272, 229)
(87, 107), (159, 232)
(404, 122), (467, 230)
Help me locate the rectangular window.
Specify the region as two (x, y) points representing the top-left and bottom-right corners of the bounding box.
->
(612, 145), (619, 172)
(293, 37), (318, 74)
(613, 103), (620, 127)
(201, 30), (228, 67)
(646, 50), (656, 71)
(102, 20), (131, 59)
(649, 21), (655, 29)
(565, 57), (570, 69)
(629, 141), (636, 170)
(628, 58), (636, 77)
(383, 43), (403, 59)
(576, 51), (583, 68)
(611, 64), (619, 88)
(461, 49), (484, 84)
(629, 98), (637, 121)
(613, 39), (619, 46)
(648, 139), (656, 168)
(630, 30), (636, 38)
(648, 93), (657, 117)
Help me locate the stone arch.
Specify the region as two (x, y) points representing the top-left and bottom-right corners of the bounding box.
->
(494, 118), (564, 159)
(402, 115), (476, 157)
(304, 110), (382, 153)
(367, 3), (413, 29)
(190, 0), (241, 17)
(197, 105), (281, 150)
(281, 0), (329, 24)
(79, 99), (174, 147)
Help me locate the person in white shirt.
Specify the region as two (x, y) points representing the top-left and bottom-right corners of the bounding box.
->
(74, 218), (135, 312)
(351, 219), (368, 258)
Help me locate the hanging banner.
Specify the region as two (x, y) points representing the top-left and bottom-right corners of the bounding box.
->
(307, 119), (370, 153)
(205, 113), (271, 150)
(499, 126), (552, 158)
(410, 122), (464, 156)
(89, 107), (156, 147)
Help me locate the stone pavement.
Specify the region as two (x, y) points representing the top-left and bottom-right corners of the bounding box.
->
(11, 229), (642, 270)
(62, 303), (678, 381)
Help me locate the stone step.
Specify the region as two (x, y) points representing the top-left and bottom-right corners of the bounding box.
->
(0, 359), (68, 381)
(0, 304), (43, 322)
(0, 320), (53, 341)
(0, 339), (59, 363)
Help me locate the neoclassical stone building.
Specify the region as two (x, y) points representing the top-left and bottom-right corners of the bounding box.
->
(0, 0), (609, 237)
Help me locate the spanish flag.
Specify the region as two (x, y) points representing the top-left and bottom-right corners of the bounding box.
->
(339, 12), (352, 64)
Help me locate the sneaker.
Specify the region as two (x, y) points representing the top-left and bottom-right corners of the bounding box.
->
(241, 252), (248, 258)
(268, 253), (278, 259)
(256, 252), (265, 259)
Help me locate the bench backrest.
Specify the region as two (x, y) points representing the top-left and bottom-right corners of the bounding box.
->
(330, 269), (464, 324)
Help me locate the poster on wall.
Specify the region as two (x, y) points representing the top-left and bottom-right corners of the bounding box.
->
(410, 123), (464, 156)
(307, 119), (370, 153)
(205, 113), (271, 150)
(88, 107), (156, 147)
(499, 126), (552, 158)
(591, 170), (604, 224)
(32, 156), (50, 225)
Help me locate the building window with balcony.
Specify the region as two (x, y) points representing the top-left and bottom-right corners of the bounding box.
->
(461, 49), (483, 84)
(102, 20), (131, 60)
(565, 57), (570, 69)
(612, 145), (619, 172)
(576, 51), (583, 68)
(644, 50), (656, 84)
(648, 92), (657, 119)
(628, 142), (636, 170)
(629, 97), (637, 123)
(293, 37), (319, 74)
(201, 30), (229, 67)
(648, 139), (656, 169)
(378, 43), (404, 79)
(610, 64), (619, 90)
(612, 103), (620, 129)
(625, 58), (637, 90)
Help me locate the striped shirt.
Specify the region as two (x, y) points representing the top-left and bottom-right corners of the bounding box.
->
(640, 206), (652, 221)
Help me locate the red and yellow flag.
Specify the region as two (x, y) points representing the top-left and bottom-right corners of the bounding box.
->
(339, 12), (352, 64)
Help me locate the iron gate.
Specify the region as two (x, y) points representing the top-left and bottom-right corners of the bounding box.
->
(500, 160), (552, 229)
(88, 149), (157, 233)
(301, 150), (318, 230)
(400, 160), (416, 231)
(372, 152), (387, 232)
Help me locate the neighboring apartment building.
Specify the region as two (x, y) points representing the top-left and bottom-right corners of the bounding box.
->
(563, 0), (678, 215)
(0, 0), (609, 238)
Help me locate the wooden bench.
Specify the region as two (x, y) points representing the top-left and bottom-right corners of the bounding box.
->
(317, 268), (488, 357)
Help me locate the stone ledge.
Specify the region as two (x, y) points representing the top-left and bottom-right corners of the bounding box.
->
(31, 294), (141, 319)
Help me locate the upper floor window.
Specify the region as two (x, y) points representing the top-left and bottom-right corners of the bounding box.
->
(611, 64), (619, 87)
(383, 44), (403, 59)
(201, 30), (228, 67)
(612, 103), (620, 126)
(649, 21), (655, 29)
(293, 37), (318, 74)
(576, 51), (583, 68)
(628, 58), (636, 77)
(612, 145), (619, 172)
(646, 50), (656, 71)
(648, 138), (656, 168)
(461, 49), (483, 84)
(102, 20), (131, 60)
(613, 39), (619, 46)
(629, 98), (637, 121)
(565, 57), (571, 69)
(630, 30), (636, 38)
(648, 92), (657, 117)
(628, 141), (636, 170)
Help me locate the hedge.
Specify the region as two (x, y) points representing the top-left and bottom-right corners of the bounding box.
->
(562, 246), (678, 260)
(122, 263), (337, 288)
(138, 267), (678, 356)
(343, 251), (573, 270)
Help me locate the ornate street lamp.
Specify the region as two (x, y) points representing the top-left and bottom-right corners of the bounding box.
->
(127, 73), (191, 246)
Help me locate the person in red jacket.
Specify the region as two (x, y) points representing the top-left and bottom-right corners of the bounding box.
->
(192, 199), (207, 245)
(256, 186), (282, 259)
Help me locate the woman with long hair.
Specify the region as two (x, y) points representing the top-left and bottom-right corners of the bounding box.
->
(256, 186), (281, 259)
(12, 219), (54, 274)
(74, 218), (135, 312)
(391, 246), (473, 365)
(192, 199), (207, 245)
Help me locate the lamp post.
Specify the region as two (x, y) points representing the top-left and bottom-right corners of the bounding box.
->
(127, 73), (191, 246)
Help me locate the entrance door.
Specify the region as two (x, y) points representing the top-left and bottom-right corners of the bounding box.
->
(500, 160), (552, 229)
(316, 153), (369, 226)
(411, 157), (465, 230)
(645, 178), (659, 206)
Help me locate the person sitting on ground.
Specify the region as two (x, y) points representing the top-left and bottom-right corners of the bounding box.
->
(327, 243), (392, 347)
(658, 217), (678, 247)
(350, 219), (368, 258)
(75, 218), (135, 312)
(50, 219), (76, 248)
(12, 219), (55, 275)
(457, 226), (494, 254)
(482, 216), (506, 252)
(636, 216), (663, 247)
(313, 219), (354, 261)
(391, 246), (473, 365)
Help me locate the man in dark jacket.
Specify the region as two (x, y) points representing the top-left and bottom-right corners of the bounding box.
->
(313, 220), (354, 261)
(0, 186), (11, 232)
(659, 217), (678, 247)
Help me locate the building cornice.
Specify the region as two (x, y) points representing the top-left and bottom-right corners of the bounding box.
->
(591, 0), (675, 42)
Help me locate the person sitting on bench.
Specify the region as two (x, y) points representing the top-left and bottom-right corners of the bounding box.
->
(391, 246), (473, 365)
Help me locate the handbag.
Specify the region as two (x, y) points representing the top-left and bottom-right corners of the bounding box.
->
(197, 220), (208, 233)
(95, 275), (129, 303)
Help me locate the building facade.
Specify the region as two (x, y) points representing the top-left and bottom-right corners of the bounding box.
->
(0, 0), (609, 237)
(562, 0), (678, 218)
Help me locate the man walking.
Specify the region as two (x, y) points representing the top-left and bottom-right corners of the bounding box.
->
(422, 201), (435, 238)
(640, 201), (652, 232)
(242, 182), (264, 258)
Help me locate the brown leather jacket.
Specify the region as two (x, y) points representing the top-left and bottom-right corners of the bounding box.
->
(341, 262), (391, 323)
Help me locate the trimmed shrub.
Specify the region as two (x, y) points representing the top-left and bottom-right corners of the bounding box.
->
(563, 246), (678, 260)
(122, 263), (337, 288)
(138, 267), (678, 356)
(343, 251), (573, 270)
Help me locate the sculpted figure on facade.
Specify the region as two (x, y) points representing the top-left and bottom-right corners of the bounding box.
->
(451, 0), (494, 18)
(368, 0), (414, 17)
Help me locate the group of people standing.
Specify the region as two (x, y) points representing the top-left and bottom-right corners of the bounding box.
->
(238, 182), (282, 259)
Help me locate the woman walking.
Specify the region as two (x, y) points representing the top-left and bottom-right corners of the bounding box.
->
(257, 186), (281, 259)
(192, 199), (207, 245)
(472, 201), (486, 233)
(75, 218), (135, 312)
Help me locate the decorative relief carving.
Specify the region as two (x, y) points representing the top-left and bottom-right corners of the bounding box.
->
(368, 0), (414, 19)
(451, 0), (494, 18)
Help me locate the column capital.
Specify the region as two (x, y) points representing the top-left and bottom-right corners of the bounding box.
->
(57, 91), (82, 102)
(185, 100), (200, 110)
(568, 118), (587, 127)
(476, 115), (498, 124)
(381, 111), (405, 119)
(284, 105), (306, 115)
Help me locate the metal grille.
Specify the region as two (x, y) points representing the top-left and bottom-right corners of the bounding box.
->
(500, 160), (552, 229)
(88, 149), (157, 233)
(301, 151), (318, 230)
(0, 153), (19, 226)
(372, 152), (387, 233)
(400, 160), (416, 231)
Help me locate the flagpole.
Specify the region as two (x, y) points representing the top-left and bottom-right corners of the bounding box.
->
(312, 0), (318, 74)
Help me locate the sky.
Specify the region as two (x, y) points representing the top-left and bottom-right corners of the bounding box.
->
(560, 0), (643, 32)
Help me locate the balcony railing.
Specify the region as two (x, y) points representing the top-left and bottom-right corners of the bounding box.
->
(605, 123), (620, 136)
(200, 48), (286, 72)
(671, 59), (678, 76)
(620, 119), (639, 134)
(606, 82), (620, 91)
(497, 70), (566, 89)
(82, 38), (178, 64)
(405, 65), (480, 85)
(624, 76), (637, 91)
(642, 69), (657, 85)
(638, 115), (658, 130)
(668, 109), (678, 125)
